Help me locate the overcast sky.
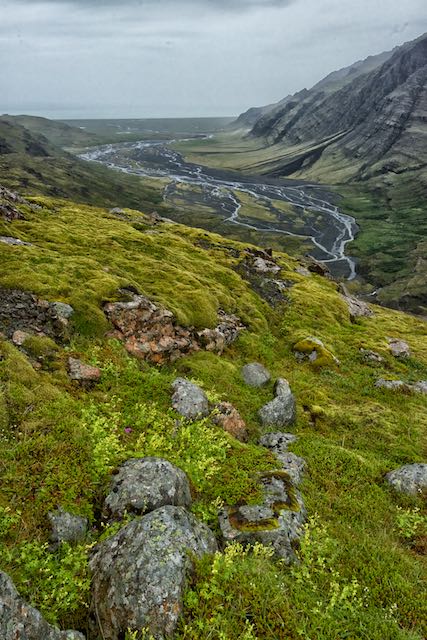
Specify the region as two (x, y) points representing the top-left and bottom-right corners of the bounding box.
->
(1, 0), (426, 118)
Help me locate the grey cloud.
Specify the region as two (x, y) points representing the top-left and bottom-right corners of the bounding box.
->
(13, 0), (296, 8)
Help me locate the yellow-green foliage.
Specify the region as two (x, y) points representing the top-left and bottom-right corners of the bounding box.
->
(0, 196), (426, 637)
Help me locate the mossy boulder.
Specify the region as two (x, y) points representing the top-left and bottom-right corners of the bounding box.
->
(293, 336), (339, 368)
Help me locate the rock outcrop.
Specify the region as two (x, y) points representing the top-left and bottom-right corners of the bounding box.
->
(90, 506), (217, 640)
(171, 378), (210, 420)
(0, 571), (84, 640)
(385, 463), (427, 496)
(219, 431), (306, 562)
(104, 291), (244, 364)
(387, 337), (411, 359)
(103, 457), (192, 520)
(0, 185), (27, 222)
(0, 289), (72, 342)
(375, 378), (427, 394)
(234, 250), (294, 307)
(341, 294), (373, 322)
(258, 378), (296, 429)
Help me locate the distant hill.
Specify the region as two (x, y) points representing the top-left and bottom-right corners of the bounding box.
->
(0, 116), (162, 210)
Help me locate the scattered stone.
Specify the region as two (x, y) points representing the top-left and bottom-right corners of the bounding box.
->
(306, 257), (330, 276)
(0, 236), (33, 247)
(295, 266), (311, 277)
(0, 570), (85, 640)
(48, 508), (88, 547)
(387, 337), (411, 359)
(375, 378), (409, 392)
(0, 289), (71, 342)
(0, 185), (27, 222)
(385, 463), (427, 496)
(212, 402), (248, 442)
(234, 250), (294, 307)
(12, 329), (32, 347)
(252, 256), (281, 275)
(241, 362), (271, 387)
(360, 348), (384, 363)
(104, 458), (192, 520)
(341, 294), (373, 321)
(258, 378), (296, 429)
(109, 207), (125, 215)
(413, 381), (427, 394)
(68, 357), (101, 384)
(105, 291), (243, 364)
(171, 378), (209, 420)
(293, 336), (339, 367)
(259, 432), (305, 485)
(90, 505), (217, 640)
(51, 302), (74, 320)
(376, 378), (427, 394)
(197, 310), (245, 354)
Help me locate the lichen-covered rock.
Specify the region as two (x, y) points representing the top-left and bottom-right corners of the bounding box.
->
(413, 381), (427, 394)
(48, 508), (88, 546)
(251, 256), (281, 275)
(258, 378), (296, 429)
(385, 463), (427, 496)
(104, 291), (243, 364)
(0, 570), (84, 640)
(241, 362), (271, 387)
(12, 329), (32, 347)
(89, 505), (217, 640)
(171, 378), (209, 419)
(387, 337), (411, 358)
(293, 336), (339, 367)
(342, 294), (373, 321)
(104, 458), (192, 519)
(219, 471), (306, 563)
(212, 402), (248, 442)
(67, 357), (101, 384)
(295, 266), (311, 277)
(259, 432), (305, 485)
(51, 302), (74, 320)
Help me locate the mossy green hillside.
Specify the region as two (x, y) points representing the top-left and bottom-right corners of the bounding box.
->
(0, 197), (426, 638)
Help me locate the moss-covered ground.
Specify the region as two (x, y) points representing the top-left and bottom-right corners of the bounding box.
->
(0, 197), (426, 639)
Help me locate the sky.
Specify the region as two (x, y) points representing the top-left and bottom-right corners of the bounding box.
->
(1, 0), (427, 119)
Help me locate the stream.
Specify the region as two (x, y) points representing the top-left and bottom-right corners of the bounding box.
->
(80, 138), (357, 280)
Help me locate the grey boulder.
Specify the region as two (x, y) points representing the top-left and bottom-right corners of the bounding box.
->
(171, 378), (209, 419)
(0, 571), (84, 640)
(90, 505), (217, 640)
(241, 362), (271, 387)
(387, 337), (411, 358)
(51, 302), (74, 320)
(259, 432), (305, 486)
(104, 457), (192, 519)
(48, 508), (88, 546)
(385, 463), (427, 496)
(258, 378), (296, 428)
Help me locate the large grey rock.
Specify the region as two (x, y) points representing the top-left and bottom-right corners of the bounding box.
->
(0, 571), (84, 640)
(0, 236), (33, 247)
(241, 362), (271, 387)
(258, 378), (296, 428)
(385, 463), (427, 496)
(48, 508), (88, 547)
(413, 381), (427, 394)
(375, 378), (409, 392)
(171, 378), (209, 419)
(342, 294), (373, 321)
(90, 505), (217, 640)
(387, 337), (411, 358)
(104, 457), (192, 519)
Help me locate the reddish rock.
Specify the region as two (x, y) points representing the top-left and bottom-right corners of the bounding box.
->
(68, 357), (101, 384)
(213, 402), (248, 442)
(104, 292), (244, 364)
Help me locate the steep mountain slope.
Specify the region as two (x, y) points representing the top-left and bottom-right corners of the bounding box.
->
(235, 46), (394, 132)
(248, 33), (427, 182)
(0, 188), (426, 639)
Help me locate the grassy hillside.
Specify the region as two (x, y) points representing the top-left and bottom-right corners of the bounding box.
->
(0, 117), (163, 210)
(0, 195), (426, 638)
